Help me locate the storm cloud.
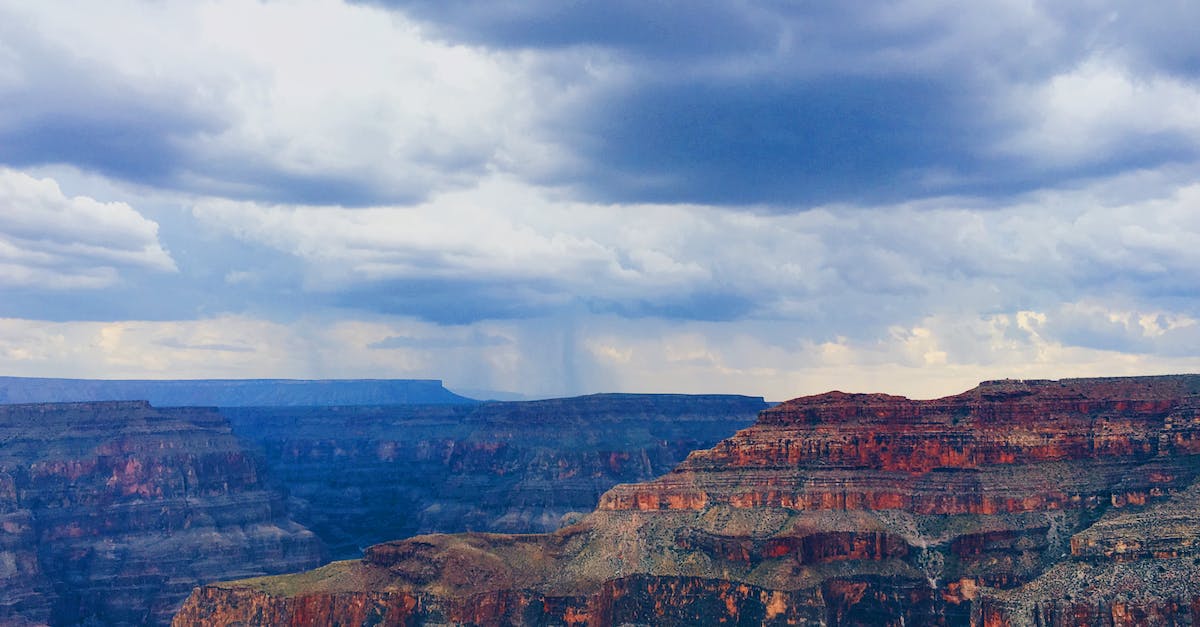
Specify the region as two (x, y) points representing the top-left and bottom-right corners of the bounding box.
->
(0, 0), (1198, 399)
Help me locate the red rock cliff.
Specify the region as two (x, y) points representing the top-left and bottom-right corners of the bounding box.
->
(174, 375), (1200, 626)
(0, 401), (323, 626)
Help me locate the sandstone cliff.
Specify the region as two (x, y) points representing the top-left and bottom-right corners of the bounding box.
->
(0, 401), (323, 626)
(223, 394), (767, 558)
(175, 376), (1200, 626)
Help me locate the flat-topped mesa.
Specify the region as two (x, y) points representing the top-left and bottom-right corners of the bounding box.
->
(600, 376), (1200, 515)
(759, 375), (1200, 427)
(0, 376), (475, 406)
(756, 378), (1190, 427)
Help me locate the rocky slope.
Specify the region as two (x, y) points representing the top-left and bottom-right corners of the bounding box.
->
(175, 375), (1200, 626)
(223, 394), (768, 558)
(0, 401), (323, 626)
(0, 377), (474, 406)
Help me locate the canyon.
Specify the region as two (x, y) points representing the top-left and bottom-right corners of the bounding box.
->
(0, 401), (324, 626)
(224, 394), (767, 558)
(175, 375), (1200, 626)
(0, 391), (765, 625)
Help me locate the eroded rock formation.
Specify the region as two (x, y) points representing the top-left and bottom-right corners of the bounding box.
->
(223, 394), (767, 558)
(175, 376), (1200, 626)
(0, 401), (323, 626)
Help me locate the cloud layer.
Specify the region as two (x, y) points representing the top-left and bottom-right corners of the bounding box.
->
(191, 172), (1200, 331)
(0, 0), (1198, 399)
(4, 0), (1199, 206)
(0, 0), (565, 205)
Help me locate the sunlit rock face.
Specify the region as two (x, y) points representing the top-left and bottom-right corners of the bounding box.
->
(223, 393), (768, 558)
(175, 376), (1200, 626)
(0, 401), (323, 626)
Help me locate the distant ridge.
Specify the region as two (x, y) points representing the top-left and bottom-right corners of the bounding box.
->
(0, 376), (477, 406)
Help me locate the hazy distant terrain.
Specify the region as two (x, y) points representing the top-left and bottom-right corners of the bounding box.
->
(0, 376), (475, 406)
(224, 393), (767, 558)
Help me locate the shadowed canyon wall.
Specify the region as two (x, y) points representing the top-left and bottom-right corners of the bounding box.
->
(0, 393), (765, 625)
(222, 394), (768, 558)
(0, 401), (323, 626)
(175, 376), (1200, 626)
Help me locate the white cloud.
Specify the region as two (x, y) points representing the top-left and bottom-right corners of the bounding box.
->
(998, 56), (1200, 167)
(191, 170), (1200, 334)
(0, 168), (175, 289)
(192, 177), (723, 301)
(0, 0), (587, 202)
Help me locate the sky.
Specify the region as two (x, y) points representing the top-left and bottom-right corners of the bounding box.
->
(1, 0), (1199, 401)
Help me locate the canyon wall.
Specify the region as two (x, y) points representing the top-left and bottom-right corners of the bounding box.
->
(0, 392), (764, 624)
(0, 401), (324, 626)
(223, 394), (768, 558)
(176, 376), (1200, 626)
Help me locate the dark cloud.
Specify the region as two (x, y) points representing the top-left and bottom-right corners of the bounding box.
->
(566, 75), (981, 206)
(333, 279), (564, 324)
(5, 1), (1199, 209)
(560, 73), (1197, 206)
(0, 19), (223, 187)
(0, 113), (205, 186)
(356, 0), (775, 56)
(334, 279), (761, 326)
(373, 0), (1200, 206)
(584, 289), (759, 323)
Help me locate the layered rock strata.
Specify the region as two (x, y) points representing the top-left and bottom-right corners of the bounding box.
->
(0, 401), (323, 626)
(977, 477), (1200, 625)
(223, 394), (767, 558)
(176, 376), (1200, 626)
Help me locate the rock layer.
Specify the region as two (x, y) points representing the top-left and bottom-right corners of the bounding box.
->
(175, 376), (1200, 626)
(223, 394), (767, 558)
(0, 401), (323, 626)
